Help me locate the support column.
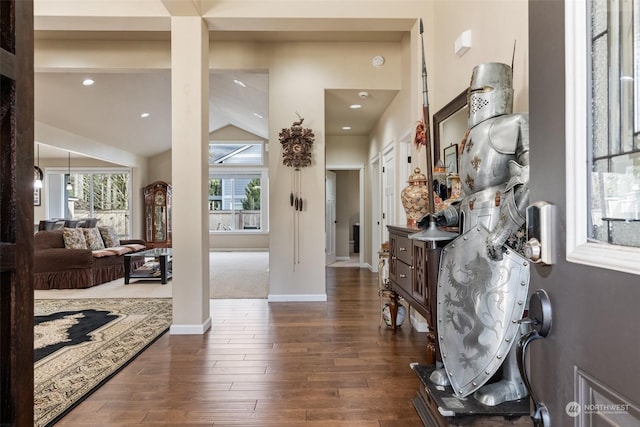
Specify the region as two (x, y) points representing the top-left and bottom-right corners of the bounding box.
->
(169, 16), (211, 334)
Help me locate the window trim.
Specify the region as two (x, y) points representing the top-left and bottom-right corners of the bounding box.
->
(208, 167), (269, 233)
(44, 166), (133, 237)
(565, 0), (640, 275)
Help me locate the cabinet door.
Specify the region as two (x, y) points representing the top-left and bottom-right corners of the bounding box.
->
(388, 232), (398, 282)
(412, 240), (427, 304)
(153, 190), (167, 242)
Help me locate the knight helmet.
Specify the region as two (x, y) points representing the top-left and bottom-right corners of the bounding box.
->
(467, 62), (514, 128)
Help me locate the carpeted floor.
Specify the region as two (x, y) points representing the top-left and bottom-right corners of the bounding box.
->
(210, 251), (269, 298)
(34, 298), (172, 427)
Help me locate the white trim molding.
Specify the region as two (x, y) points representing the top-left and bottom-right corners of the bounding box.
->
(267, 294), (328, 302)
(565, 0), (640, 276)
(170, 317), (212, 335)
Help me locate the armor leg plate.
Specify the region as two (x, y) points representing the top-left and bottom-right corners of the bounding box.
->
(473, 326), (529, 406)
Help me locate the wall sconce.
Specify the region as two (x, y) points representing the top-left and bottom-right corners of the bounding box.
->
(66, 152), (73, 191)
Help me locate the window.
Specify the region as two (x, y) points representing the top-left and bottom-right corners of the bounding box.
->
(46, 168), (132, 237)
(209, 141), (268, 232)
(566, 0), (640, 274)
(588, 0), (640, 247)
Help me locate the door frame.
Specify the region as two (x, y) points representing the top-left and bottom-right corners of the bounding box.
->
(326, 164), (364, 268)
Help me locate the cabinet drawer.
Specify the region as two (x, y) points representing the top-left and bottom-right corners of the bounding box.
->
(395, 260), (412, 296)
(395, 235), (412, 265)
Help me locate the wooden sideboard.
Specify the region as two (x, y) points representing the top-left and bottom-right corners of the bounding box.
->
(387, 225), (449, 365)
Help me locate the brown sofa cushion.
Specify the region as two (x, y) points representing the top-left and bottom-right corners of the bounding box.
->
(34, 229), (65, 250)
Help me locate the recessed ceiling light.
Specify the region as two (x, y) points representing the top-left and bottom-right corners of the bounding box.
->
(233, 79), (246, 87)
(341, 126), (352, 131)
(140, 112), (150, 118)
(350, 104), (362, 109)
(82, 78), (94, 86)
(253, 112), (263, 119)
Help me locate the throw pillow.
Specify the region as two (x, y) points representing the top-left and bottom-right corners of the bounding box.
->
(98, 226), (120, 248)
(62, 227), (87, 249)
(83, 227), (105, 250)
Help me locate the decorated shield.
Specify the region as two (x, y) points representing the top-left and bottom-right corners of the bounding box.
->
(436, 225), (530, 398)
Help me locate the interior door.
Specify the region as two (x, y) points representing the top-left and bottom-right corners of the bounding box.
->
(371, 156), (381, 272)
(526, 1), (640, 425)
(325, 170), (336, 265)
(382, 145), (394, 241)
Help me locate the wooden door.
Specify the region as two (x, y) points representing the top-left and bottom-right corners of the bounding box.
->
(325, 170), (336, 265)
(527, 1), (640, 424)
(0, 0), (35, 424)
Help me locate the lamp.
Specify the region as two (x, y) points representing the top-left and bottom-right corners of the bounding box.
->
(34, 144), (43, 188)
(66, 152), (73, 191)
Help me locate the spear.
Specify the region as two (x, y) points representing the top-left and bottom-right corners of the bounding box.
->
(410, 18), (458, 244)
(420, 18), (435, 218)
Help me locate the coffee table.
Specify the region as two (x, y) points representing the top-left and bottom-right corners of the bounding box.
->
(124, 248), (172, 284)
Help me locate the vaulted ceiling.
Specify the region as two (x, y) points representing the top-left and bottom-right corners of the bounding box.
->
(35, 31), (403, 161)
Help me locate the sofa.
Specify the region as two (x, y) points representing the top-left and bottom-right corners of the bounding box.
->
(34, 227), (147, 290)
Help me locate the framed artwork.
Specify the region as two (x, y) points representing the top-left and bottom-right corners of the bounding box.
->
(34, 187), (41, 206)
(444, 144), (459, 175)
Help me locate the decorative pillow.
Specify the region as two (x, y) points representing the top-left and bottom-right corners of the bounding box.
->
(62, 227), (87, 249)
(99, 226), (120, 248)
(83, 227), (105, 250)
(105, 246), (132, 256)
(122, 243), (146, 252)
(91, 249), (116, 258)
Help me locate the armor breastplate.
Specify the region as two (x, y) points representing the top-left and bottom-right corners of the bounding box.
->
(460, 118), (516, 197)
(460, 186), (504, 233)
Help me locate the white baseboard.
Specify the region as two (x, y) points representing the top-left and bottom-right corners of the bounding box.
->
(267, 294), (327, 302)
(335, 256), (350, 261)
(169, 316), (212, 335)
(409, 309), (429, 332)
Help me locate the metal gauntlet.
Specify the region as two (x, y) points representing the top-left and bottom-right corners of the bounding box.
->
(486, 185), (529, 259)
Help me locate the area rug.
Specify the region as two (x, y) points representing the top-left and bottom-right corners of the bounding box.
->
(34, 298), (172, 427)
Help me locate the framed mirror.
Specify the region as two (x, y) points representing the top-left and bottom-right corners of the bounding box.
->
(433, 89), (468, 165)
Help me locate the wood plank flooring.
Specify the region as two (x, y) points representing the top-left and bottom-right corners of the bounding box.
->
(56, 267), (429, 426)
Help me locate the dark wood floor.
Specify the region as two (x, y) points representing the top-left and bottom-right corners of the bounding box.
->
(56, 267), (429, 426)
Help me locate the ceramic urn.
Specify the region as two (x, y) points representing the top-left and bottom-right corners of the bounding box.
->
(401, 167), (431, 226)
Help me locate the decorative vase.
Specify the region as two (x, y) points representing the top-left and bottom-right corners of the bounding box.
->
(382, 303), (407, 327)
(401, 167), (431, 226)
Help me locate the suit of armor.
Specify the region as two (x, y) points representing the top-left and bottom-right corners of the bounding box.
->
(430, 63), (530, 406)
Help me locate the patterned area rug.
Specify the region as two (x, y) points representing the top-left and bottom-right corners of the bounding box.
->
(34, 298), (172, 427)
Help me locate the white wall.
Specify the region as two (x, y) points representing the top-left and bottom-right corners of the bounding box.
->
(33, 0), (530, 303)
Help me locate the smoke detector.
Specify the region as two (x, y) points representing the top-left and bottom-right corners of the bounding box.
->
(358, 91), (369, 99)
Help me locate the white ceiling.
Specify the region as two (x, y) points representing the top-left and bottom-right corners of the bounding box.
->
(34, 32), (401, 162)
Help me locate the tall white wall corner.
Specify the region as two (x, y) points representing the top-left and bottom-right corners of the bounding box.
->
(455, 30), (472, 57)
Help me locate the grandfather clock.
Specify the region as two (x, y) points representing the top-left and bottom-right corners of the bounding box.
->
(143, 181), (172, 248)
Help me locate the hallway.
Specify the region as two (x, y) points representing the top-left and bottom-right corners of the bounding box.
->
(55, 268), (428, 426)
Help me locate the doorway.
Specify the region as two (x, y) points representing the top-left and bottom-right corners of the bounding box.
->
(326, 166), (364, 268)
